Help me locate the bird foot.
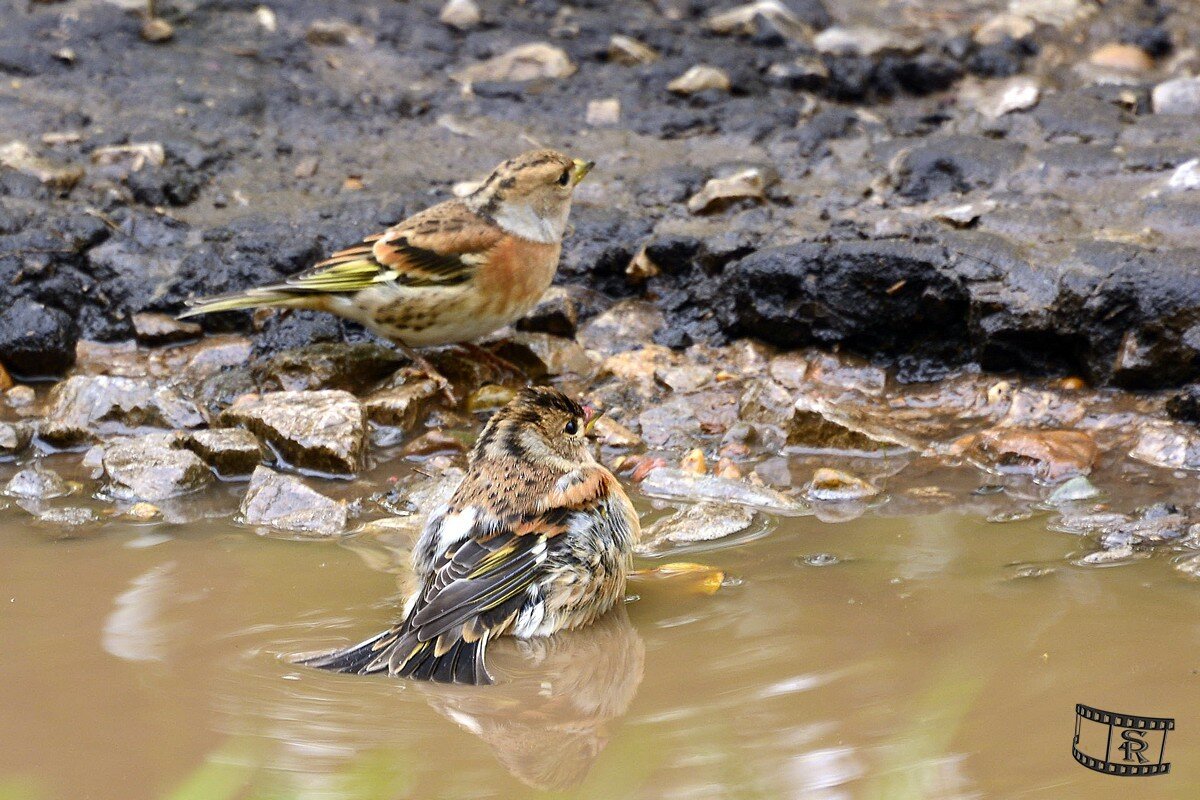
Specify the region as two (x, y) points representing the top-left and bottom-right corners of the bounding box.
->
(396, 345), (459, 406)
(458, 342), (527, 383)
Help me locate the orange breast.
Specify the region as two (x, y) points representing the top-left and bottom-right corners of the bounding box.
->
(476, 238), (561, 315)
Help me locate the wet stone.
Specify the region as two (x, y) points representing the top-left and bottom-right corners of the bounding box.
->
(1129, 421), (1200, 470)
(805, 467), (880, 502)
(515, 287), (579, 338)
(687, 167), (773, 214)
(182, 428), (264, 478)
(1152, 77), (1200, 115)
(31, 506), (99, 532)
(131, 313), (202, 347)
(0, 421), (32, 460)
(637, 502), (756, 555)
(1166, 385), (1200, 424)
(40, 376), (204, 448)
(220, 390), (367, 476)
(962, 428), (1098, 482)
(102, 435), (213, 501)
(592, 416), (642, 450)
(0, 298), (78, 379)
(707, 0), (813, 41)
(1046, 476), (1102, 505)
(977, 78), (1040, 118)
(253, 343), (403, 393)
(638, 398), (702, 450)
(362, 379), (441, 430)
(789, 396), (911, 454)
(640, 467), (809, 514)
(578, 301), (665, 356)
(238, 466), (346, 536)
(4, 464), (69, 500)
(493, 333), (593, 378)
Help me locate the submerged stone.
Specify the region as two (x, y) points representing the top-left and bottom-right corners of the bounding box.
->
(102, 436), (213, 501)
(640, 467), (809, 514)
(805, 467), (881, 502)
(962, 428), (1097, 482)
(4, 464), (70, 500)
(637, 502), (755, 555)
(239, 465), (346, 536)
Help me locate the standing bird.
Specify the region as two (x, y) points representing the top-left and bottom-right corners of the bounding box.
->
(180, 150), (594, 400)
(301, 386), (640, 684)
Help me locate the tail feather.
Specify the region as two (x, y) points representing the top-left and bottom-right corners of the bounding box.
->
(177, 288), (313, 319)
(297, 626), (494, 685)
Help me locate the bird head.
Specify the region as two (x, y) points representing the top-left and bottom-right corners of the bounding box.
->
(472, 386), (598, 471)
(467, 149), (594, 244)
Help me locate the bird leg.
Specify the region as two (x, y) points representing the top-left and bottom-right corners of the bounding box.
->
(458, 342), (528, 383)
(396, 344), (458, 406)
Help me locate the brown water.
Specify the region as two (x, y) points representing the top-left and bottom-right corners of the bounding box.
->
(4, 468), (1200, 800)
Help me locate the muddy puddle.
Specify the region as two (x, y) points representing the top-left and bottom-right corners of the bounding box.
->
(4, 437), (1200, 799)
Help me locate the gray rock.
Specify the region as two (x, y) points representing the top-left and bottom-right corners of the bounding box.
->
(1152, 77), (1200, 115)
(362, 379), (441, 429)
(640, 467), (809, 514)
(0, 421), (32, 459)
(32, 505), (99, 530)
(253, 343), (403, 393)
(790, 396), (914, 453)
(40, 376), (204, 448)
(1129, 421), (1200, 470)
(102, 435), (213, 501)
(220, 390), (367, 476)
(515, 287), (580, 338)
(578, 300), (665, 355)
(0, 298), (77, 378)
(239, 465), (346, 536)
(492, 332), (594, 378)
(182, 428), (264, 478)
(1047, 476), (1102, 504)
(4, 464), (70, 499)
(638, 398), (702, 449)
(637, 502), (756, 555)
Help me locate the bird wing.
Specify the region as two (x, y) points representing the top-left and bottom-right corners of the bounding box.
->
(399, 468), (628, 665)
(282, 200), (503, 293)
(300, 466), (632, 684)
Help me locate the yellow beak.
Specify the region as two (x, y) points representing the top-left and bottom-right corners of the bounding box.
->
(571, 158), (594, 185)
(583, 404), (605, 435)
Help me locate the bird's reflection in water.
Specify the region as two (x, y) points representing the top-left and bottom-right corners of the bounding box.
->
(224, 607), (645, 794)
(416, 607), (645, 790)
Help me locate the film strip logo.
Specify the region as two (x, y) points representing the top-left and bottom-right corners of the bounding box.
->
(1073, 704), (1173, 777)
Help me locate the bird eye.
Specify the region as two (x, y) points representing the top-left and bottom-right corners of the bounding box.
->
(564, 419), (579, 435)
(557, 169), (571, 186)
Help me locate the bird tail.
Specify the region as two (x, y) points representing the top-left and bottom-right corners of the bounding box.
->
(177, 288), (318, 319)
(297, 625), (494, 685)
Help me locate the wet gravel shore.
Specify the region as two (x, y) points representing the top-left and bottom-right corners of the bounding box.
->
(1, 0), (1199, 389)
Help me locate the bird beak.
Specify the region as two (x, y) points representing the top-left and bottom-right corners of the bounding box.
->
(570, 159), (594, 185)
(583, 404), (605, 434)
